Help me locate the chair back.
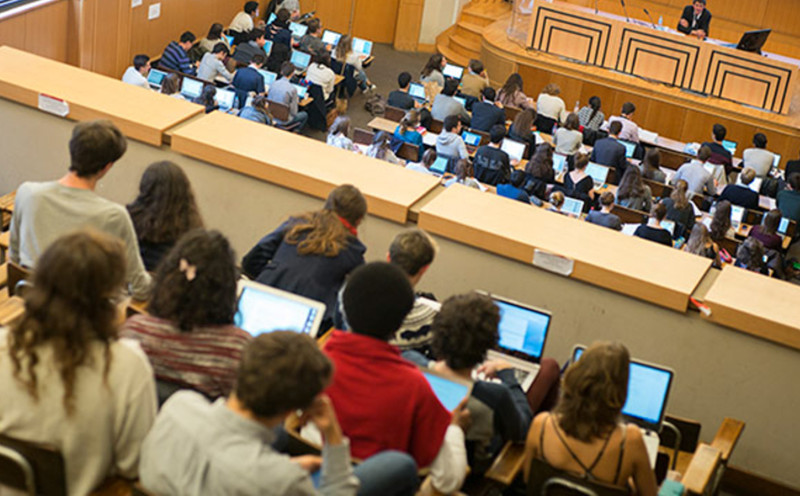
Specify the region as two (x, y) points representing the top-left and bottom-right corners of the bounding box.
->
(527, 458), (629, 496)
(717, 236), (741, 258)
(8, 262), (31, 297)
(504, 105), (522, 124)
(429, 119), (444, 134)
(535, 115), (558, 134)
(353, 128), (375, 146)
(0, 434), (67, 496)
(611, 204), (647, 225)
(643, 178), (672, 200)
(397, 143), (421, 162)
(384, 105), (407, 123)
(267, 99), (291, 122)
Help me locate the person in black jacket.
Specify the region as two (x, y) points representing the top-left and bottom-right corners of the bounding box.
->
(719, 167), (760, 210)
(590, 120), (627, 184)
(474, 125), (512, 186)
(701, 123), (733, 177)
(677, 0), (711, 39)
(232, 28), (268, 66)
(388, 71), (417, 110)
(470, 87), (506, 133)
(634, 202), (673, 246)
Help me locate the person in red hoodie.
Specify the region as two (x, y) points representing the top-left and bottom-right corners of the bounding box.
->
(323, 262), (470, 494)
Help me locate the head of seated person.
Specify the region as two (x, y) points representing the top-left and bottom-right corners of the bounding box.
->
(510, 169), (526, 189)
(430, 292), (499, 373)
(250, 52), (267, 69)
(287, 185), (367, 255)
(549, 190), (565, 210)
(697, 145), (712, 163)
(211, 42), (230, 60)
(482, 86), (496, 103)
(397, 71), (412, 90)
(489, 124), (505, 146)
(279, 60), (295, 79)
(739, 167), (756, 186)
(311, 51), (331, 69)
(68, 120), (128, 181)
(442, 78), (459, 98)
(328, 115), (352, 138)
(306, 18), (322, 37)
(599, 191), (614, 211)
(388, 229), (437, 288)
(179, 31), (196, 51)
(651, 201), (667, 223)
(712, 123), (726, 143)
(468, 59), (484, 76)
(620, 101), (636, 120)
(710, 200), (732, 241)
(273, 8), (291, 28)
(443, 114), (461, 134)
(250, 28), (267, 47)
(608, 120), (623, 139)
(526, 143), (554, 179)
(753, 132), (768, 149)
(511, 108), (537, 136)
(342, 262), (415, 341)
(735, 237), (766, 273)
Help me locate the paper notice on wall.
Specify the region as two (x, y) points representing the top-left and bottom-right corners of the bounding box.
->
(148, 3), (161, 19)
(532, 249), (574, 276)
(38, 94), (69, 117)
(131, 0), (142, 7)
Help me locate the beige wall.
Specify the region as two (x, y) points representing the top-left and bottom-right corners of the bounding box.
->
(419, 0), (466, 45)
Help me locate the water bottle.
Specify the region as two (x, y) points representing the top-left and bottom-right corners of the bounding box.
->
(574, 100), (580, 113)
(658, 15), (663, 30)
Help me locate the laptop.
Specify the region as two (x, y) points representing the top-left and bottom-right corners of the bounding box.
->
(478, 292), (552, 392)
(722, 140), (737, 155)
(443, 63), (464, 80)
(267, 12), (277, 25)
(258, 69), (278, 88)
(292, 83), (309, 99)
(430, 156), (449, 176)
(735, 174), (763, 193)
(224, 34), (234, 46)
(291, 50), (311, 71)
(773, 153), (781, 168)
(263, 40), (273, 57)
(501, 139), (526, 163)
(730, 204), (745, 228)
(234, 279), (326, 338)
(408, 82), (427, 102)
(322, 29), (342, 46)
(180, 78), (204, 99)
(561, 197), (584, 218)
(289, 22), (308, 39)
(462, 130), (482, 148)
(571, 345), (674, 468)
(552, 153), (567, 174)
(353, 37), (373, 57)
(421, 369), (472, 412)
(454, 96), (467, 108)
(660, 220), (676, 237)
(778, 217), (791, 236)
(586, 162), (610, 187)
(147, 68), (167, 89)
(215, 88), (236, 111)
(620, 139), (637, 158)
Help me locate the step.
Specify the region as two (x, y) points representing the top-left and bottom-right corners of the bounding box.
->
(446, 37), (480, 62)
(436, 42), (470, 68)
(460, 10), (500, 27)
(450, 33), (481, 54)
(455, 23), (484, 45)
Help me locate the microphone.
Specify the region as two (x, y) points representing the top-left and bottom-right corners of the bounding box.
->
(643, 8), (656, 29)
(594, 0), (599, 14)
(620, 0), (630, 22)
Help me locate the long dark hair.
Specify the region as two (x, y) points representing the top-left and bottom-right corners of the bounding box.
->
(501, 73), (524, 99)
(421, 54), (443, 78)
(9, 230), (126, 414)
(285, 185), (367, 256)
(526, 143), (553, 179)
(587, 96), (601, 125)
(710, 201), (732, 241)
(511, 108), (536, 137)
(161, 73), (181, 95)
(127, 161), (204, 244)
(367, 131), (392, 160)
(454, 159), (474, 183)
(616, 166), (646, 200)
(148, 229), (238, 331)
(207, 23), (224, 41)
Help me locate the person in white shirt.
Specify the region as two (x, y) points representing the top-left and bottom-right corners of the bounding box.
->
(406, 149), (437, 175)
(334, 34), (376, 92)
(553, 113), (583, 155)
(122, 54), (151, 90)
(536, 83), (568, 124)
(306, 52), (336, 101)
(608, 102), (640, 143)
(742, 132), (776, 178)
(197, 43), (234, 83)
(229, 1), (259, 34)
(327, 116), (356, 151)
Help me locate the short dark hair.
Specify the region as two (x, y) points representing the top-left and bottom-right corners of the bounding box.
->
(753, 133), (767, 149)
(251, 53), (267, 66)
(235, 332), (332, 418)
(69, 120), (127, 177)
(652, 202), (667, 221)
(212, 42), (230, 55)
(482, 86), (496, 101)
(389, 229), (436, 277)
(250, 28), (266, 41)
(342, 262), (414, 340)
(600, 191), (615, 206)
(442, 78), (459, 97)
(510, 168), (525, 187)
(489, 124), (506, 144)
(697, 145), (712, 162)
(443, 114), (460, 132)
(608, 120), (623, 136)
(133, 54), (150, 70)
(621, 102), (636, 115)
(307, 18), (321, 34)
(276, 8), (291, 24)
(398, 71), (412, 89)
(712, 123), (726, 141)
(244, 1), (259, 14)
(468, 59), (484, 74)
(280, 61), (295, 77)
(788, 172), (800, 190)
(432, 293), (500, 370)
(180, 31), (196, 43)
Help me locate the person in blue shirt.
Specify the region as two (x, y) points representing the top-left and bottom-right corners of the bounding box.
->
(233, 53), (267, 102)
(393, 110), (424, 161)
(160, 31), (197, 76)
(497, 170), (532, 204)
(239, 95), (273, 126)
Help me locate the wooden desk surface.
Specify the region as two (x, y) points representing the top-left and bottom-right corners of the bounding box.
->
(0, 47), (203, 146)
(170, 112), (442, 224)
(702, 265), (800, 350)
(418, 185), (712, 311)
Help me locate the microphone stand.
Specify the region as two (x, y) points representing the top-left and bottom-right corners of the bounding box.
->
(620, 0), (631, 22)
(643, 8), (657, 29)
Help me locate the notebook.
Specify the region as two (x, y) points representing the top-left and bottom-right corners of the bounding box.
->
(289, 22), (308, 39)
(443, 63), (464, 80)
(147, 69), (167, 89)
(234, 279), (326, 338)
(462, 131), (481, 148)
(620, 139), (637, 158)
(258, 69), (278, 87)
(421, 370), (471, 412)
(215, 88), (236, 110)
(408, 82), (427, 102)
(561, 197), (584, 217)
(292, 83), (309, 99)
(430, 156), (449, 176)
(180, 78), (204, 99)
(322, 30), (341, 46)
(501, 139), (526, 162)
(722, 140), (737, 155)
(290, 50), (311, 71)
(552, 153), (567, 174)
(353, 37), (373, 57)
(586, 162), (610, 186)
(263, 40), (273, 57)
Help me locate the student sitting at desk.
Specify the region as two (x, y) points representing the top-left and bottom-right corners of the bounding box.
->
(160, 31), (197, 76)
(366, 131), (402, 165)
(460, 59), (490, 99)
(497, 170), (532, 204)
(406, 149), (438, 175)
(497, 73), (534, 110)
(661, 180), (695, 233)
(327, 115), (356, 151)
(473, 124), (512, 186)
(197, 43), (234, 83)
(334, 35), (376, 93)
(197, 85), (219, 114)
(735, 237), (768, 274)
(232, 52), (266, 97)
(553, 113), (582, 156)
(777, 173), (800, 222)
(229, 1), (260, 38)
(671, 145), (716, 197)
(431, 78), (471, 124)
(160, 73), (184, 99)
(299, 18), (329, 56)
(586, 192), (622, 231)
(590, 121), (627, 181)
(577, 96), (604, 131)
(122, 54), (151, 89)
(608, 102), (639, 143)
(742, 133), (776, 178)
(701, 124), (733, 177)
(239, 95), (273, 125)
(536, 84), (567, 125)
(232, 28), (269, 66)
(615, 166), (652, 213)
(709, 200), (735, 246)
(684, 223), (721, 267)
(749, 209), (783, 251)
(420, 53), (446, 88)
(445, 160), (482, 190)
(306, 51), (336, 102)
(122, 229), (252, 399)
(522, 342), (658, 496)
(199, 23), (231, 53)
(548, 190), (566, 215)
(718, 167), (759, 210)
(436, 115), (469, 160)
(634, 203), (673, 246)
(508, 108), (538, 161)
(388, 72), (418, 110)
(641, 148), (666, 183)
(324, 262), (469, 494)
(266, 8), (292, 48)
(527, 143), (556, 185)
(268, 61), (309, 132)
(471, 87), (506, 133)
(565, 154), (595, 206)
(393, 110), (424, 161)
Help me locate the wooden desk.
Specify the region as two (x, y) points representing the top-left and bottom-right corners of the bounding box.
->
(170, 112), (442, 224)
(702, 265), (800, 350)
(418, 185), (711, 311)
(0, 47), (203, 146)
(0, 295), (24, 327)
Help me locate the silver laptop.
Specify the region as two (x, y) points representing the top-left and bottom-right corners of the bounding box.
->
(322, 30), (342, 46)
(215, 88), (236, 111)
(443, 63), (464, 80)
(421, 369), (472, 412)
(586, 162), (610, 187)
(562, 197), (584, 218)
(180, 78), (204, 99)
(147, 69), (167, 89)
(501, 139), (526, 163)
(408, 82), (427, 102)
(235, 279), (326, 338)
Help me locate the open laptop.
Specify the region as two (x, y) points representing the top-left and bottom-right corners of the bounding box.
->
(147, 68), (167, 89)
(289, 22), (308, 39)
(660, 220), (676, 237)
(586, 162), (610, 187)
(322, 29), (341, 46)
(353, 37), (373, 57)
(778, 217), (793, 236)
(619, 139), (637, 158)
(258, 69), (278, 88)
(454, 96), (468, 108)
(571, 345), (674, 468)
(267, 12), (277, 25)
(292, 83), (309, 99)
(234, 279), (326, 338)
(501, 139), (526, 163)
(224, 34), (234, 46)
(263, 40), (273, 57)
(552, 153), (567, 175)
(291, 50), (311, 72)
(443, 63), (464, 80)
(722, 140), (737, 155)
(478, 292), (552, 392)
(421, 369), (472, 412)
(462, 130), (482, 150)
(215, 88), (236, 111)
(773, 153), (781, 168)
(730, 204), (745, 229)
(429, 156), (449, 176)
(180, 78), (204, 99)
(562, 197), (584, 218)
(408, 82), (427, 103)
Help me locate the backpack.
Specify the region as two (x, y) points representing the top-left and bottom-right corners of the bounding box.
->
(364, 93), (385, 117)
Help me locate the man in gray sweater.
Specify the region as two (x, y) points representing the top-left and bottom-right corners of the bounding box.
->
(9, 120), (152, 299)
(435, 115), (469, 160)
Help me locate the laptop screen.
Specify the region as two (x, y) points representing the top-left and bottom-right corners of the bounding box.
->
(258, 69), (277, 87)
(292, 83), (309, 99)
(443, 64), (464, 80)
(730, 204), (745, 226)
(422, 371), (470, 412)
(462, 131), (481, 147)
(454, 96), (467, 108)
(501, 139), (526, 162)
(224, 34), (234, 46)
(620, 140), (637, 158)
(586, 163), (610, 185)
(773, 153), (781, 168)
(562, 197), (584, 217)
(778, 217), (791, 235)
(409, 82), (426, 100)
(660, 220), (676, 236)
(289, 22), (308, 38)
(235, 281), (326, 337)
(552, 153), (567, 174)
(147, 69), (167, 87)
(291, 51), (311, 71)
(492, 296), (551, 362)
(263, 40), (273, 57)
(180, 78), (203, 99)
(430, 156), (448, 175)
(572, 346), (674, 431)
(215, 89), (236, 110)
(268, 12), (277, 25)
(353, 37), (373, 56)
(322, 30), (341, 46)
(722, 140), (737, 155)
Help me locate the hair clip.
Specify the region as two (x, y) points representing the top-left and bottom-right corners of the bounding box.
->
(179, 258), (197, 282)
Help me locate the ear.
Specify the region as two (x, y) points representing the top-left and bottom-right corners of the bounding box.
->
(417, 264), (430, 278)
(385, 252), (391, 263)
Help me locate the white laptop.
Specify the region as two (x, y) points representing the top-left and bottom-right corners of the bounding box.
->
(443, 63), (464, 80)
(322, 29), (341, 46)
(258, 69), (278, 88)
(586, 162), (611, 187)
(180, 78), (204, 99)
(421, 369), (472, 412)
(263, 40), (273, 57)
(501, 139), (526, 163)
(289, 22), (308, 39)
(773, 153), (781, 168)
(290, 50), (311, 71)
(778, 217), (792, 236)
(215, 88), (236, 111)
(561, 197), (584, 218)
(408, 82), (427, 102)
(147, 69), (167, 89)
(552, 153), (567, 174)
(235, 279), (326, 338)
(353, 37), (373, 57)
(572, 345), (675, 469)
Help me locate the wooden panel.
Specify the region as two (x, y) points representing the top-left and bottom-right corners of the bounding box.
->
(530, 3), (616, 66)
(0, 12), (26, 50)
(615, 25), (704, 89)
(762, 0), (800, 38)
(642, 100), (686, 141)
(352, 0), (399, 43)
(0, 0), (68, 63)
(394, 0), (424, 52)
(300, 0), (353, 35)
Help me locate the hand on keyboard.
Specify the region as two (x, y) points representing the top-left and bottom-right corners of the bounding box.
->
(476, 359), (514, 379)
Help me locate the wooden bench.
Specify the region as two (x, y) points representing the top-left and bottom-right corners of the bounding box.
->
(0, 190), (15, 230)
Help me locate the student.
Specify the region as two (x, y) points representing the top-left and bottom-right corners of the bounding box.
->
(641, 148), (666, 183)
(590, 120), (627, 181)
(420, 53), (446, 87)
(327, 115), (356, 151)
(474, 124), (513, 186)
(229, 1), (259, 36)
(709, 200), (734, 245)
(718, 167), (759, 210)
(139, 332), (420, 496)
(615, 166), (652, 212)
(634, 203), (673, 246)
(241, 185), (367, 325)
(306, 51), (336, 101)
(393, 110), (424, 161)
(122, 229), (251, 399)
(388, 71), (418, 110)
(323, 262), (469, 494)
(232, 28), (269, 66)
(749, 208), (783, 251)
(197, 43), (234, 83)
(497, 169), (532, 204)
(553, 113), (582, 155)
(334, 35), (376, 92)
(536, 83), (567, 124)
(160, 73), (184, 99)
(777, 173), (800, 222)
(470, 87), (506, 133)
(444, 159), (482, 190)
(460, 59), (490, 98)
(199, 23), (231, 52)
(735, 237), (768, 274)
(577, 96), (604, 131)
(406, 149), (437, 175)
(232, 52), (267, 97)
(497, 73), (533, 110)
(299, 18), (328, 56)
(671, 145), (716, 197)
(266, 8), (292, 48)
(526, 143), (556, 185)
(678, 0), (711, 39)
(367, 131), (402, 165)
(388, 229), (439, 356)
(523, 342), (658, 496)
(435, 115), (469, 160)
(585, 192), (622, 230)
(126, 161), (204, 271)
(160, 31), (197, 75)
(608, 102), (640, 143)
(122, 54), (151, 89)
(548, 191), (566, 215)
(0, 230), (157, 496)
(197, 85), (219, 114)
(268, 61), (309, 132)
(742, 133), (776, 178)
(684, 223), (721, 267)
(9, 120), (151, 300)
(661, 179), (695, 232)
(565, 153), (595, 206)
(701, 123), (733, 176)
(239, 94), (273, 125)
(431, 78), (470, 124)
(508, 108), (538, 160)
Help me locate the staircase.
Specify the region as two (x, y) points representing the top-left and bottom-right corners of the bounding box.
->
(435, 0), (512, 66)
